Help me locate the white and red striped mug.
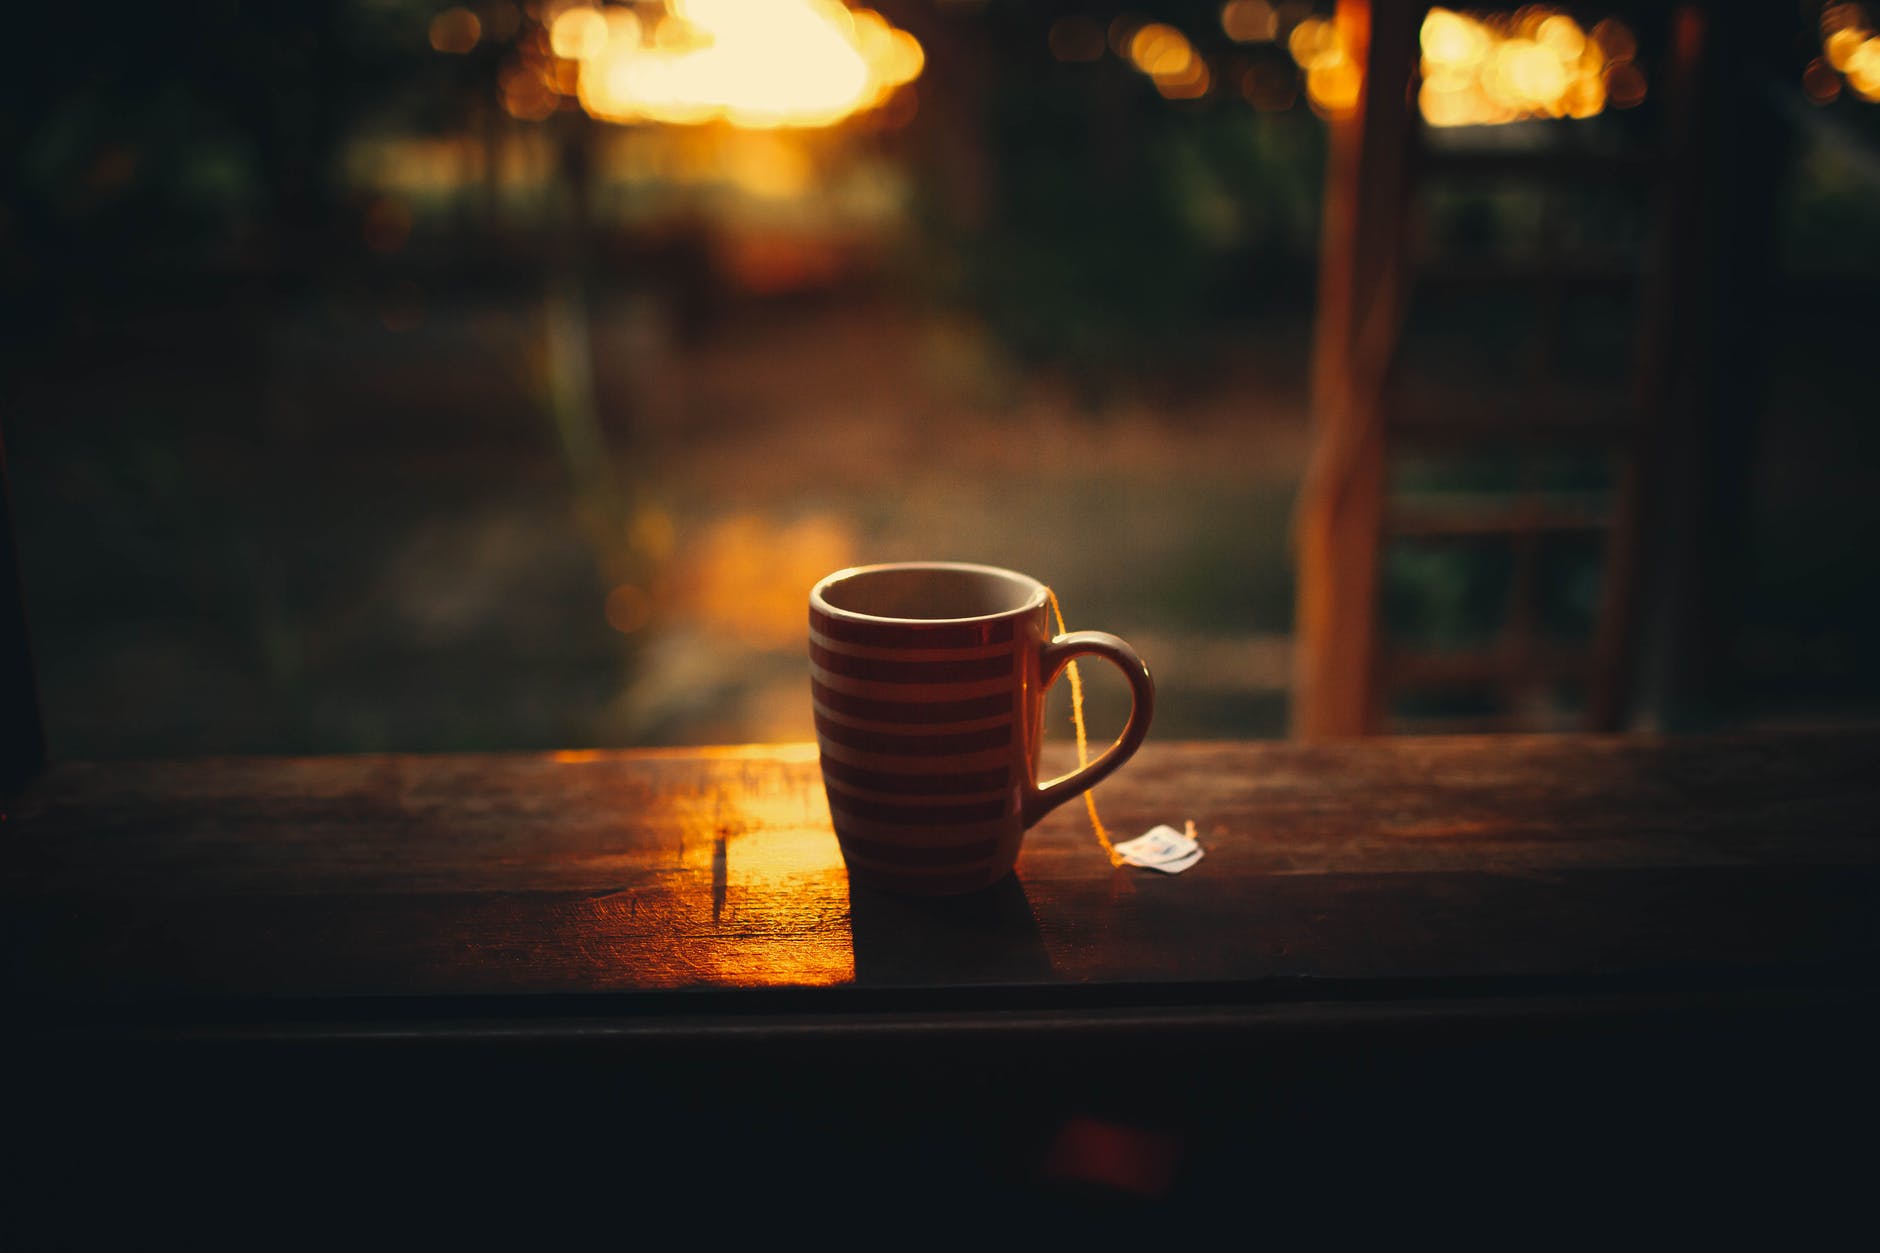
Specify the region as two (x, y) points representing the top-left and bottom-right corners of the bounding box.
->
(809, 562), (1154, 895)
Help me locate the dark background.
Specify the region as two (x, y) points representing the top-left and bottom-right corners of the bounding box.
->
(4, 0), (1879, 757)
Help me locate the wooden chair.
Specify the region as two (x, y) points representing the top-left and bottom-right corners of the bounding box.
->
(1292, 1), (1774, 736)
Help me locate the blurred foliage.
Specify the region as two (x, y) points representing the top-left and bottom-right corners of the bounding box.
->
(0, 1), (470, 357)
(1782, 136), (1880, 272)
(1383, 538), (1513, 651)
(911, 3), (1324, 396)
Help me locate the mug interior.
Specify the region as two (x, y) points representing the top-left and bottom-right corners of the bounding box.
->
(817, 564), (1043, 622)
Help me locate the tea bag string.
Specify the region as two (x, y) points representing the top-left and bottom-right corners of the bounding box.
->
(1047, 590), (1124, 868)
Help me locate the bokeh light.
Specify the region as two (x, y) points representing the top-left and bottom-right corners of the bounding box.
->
(1848, 40), (1880, 97)
(1131, 24), (1192, 76)
(577, 1), (920, 129)
(1287, 17), (1340, 70)
(1604, 59), (1646, 109)
(1279, 16), (1359, 117)
(1158, 60), (1212, 100)
(1220, 0), (1279, 44)
(549, 6), (611, 61)
(1108, 14), (1147, 60)
(1422, 9), (1488, 66)
(1804, 56), (1844, 105)
(1306, 56), (1361, 117)
(1829, 28), (1865, 72)
(1824, 1), (1865, 34)
(1122, 21), (1214, 100)
(1372, 7), (1642, 127)
(429, 7), (483, 55)
(499, 52), (560, 119)
(1817, 5), (1880, 102)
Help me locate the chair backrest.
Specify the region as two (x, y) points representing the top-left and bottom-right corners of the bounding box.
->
(1292, 0), (1762, 736)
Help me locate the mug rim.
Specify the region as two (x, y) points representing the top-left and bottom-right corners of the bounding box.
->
(811, 561), (1048, 625)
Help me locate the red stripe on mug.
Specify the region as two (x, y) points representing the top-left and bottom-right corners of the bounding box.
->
(810, 642), (1015, 686)
(809, 607), (1016, 650)
(819, 757), (1011, 797)
(813, 712), (1013, 756)
(824, 790), (1010, 826)
(811, 679), (1013, 726)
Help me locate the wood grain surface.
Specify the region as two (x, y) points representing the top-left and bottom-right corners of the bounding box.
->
(5, 734), (1877, 1019)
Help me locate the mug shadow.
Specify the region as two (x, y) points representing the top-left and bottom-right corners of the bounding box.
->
(847, 873), (1056, 987)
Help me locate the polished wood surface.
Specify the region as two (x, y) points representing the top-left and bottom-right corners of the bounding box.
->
(6, 734), (1877, 1029)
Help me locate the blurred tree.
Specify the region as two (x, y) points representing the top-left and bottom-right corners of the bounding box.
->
(905, 1), (1324, 399)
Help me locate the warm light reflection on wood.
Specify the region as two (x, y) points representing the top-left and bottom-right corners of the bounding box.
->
(555, 746), (855, 988)
(10, 739), (1879, 1003)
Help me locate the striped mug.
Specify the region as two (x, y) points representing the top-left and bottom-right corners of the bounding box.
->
(809, 562), (1154, 895)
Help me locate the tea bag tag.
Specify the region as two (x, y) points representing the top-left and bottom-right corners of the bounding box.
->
(1113, 821), (1205, 874)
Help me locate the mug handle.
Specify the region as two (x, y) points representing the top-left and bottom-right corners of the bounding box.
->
(1023, 631), (1155, 827)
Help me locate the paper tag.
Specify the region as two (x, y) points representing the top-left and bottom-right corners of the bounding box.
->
(1113, 823), (1205, 874)
(1114, 824), (1194, 863)
(1146, 847), (1203, 874)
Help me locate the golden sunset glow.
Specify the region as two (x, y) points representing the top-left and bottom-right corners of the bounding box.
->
(672, 513), (856, 648)
(542, 0), (924, 130)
